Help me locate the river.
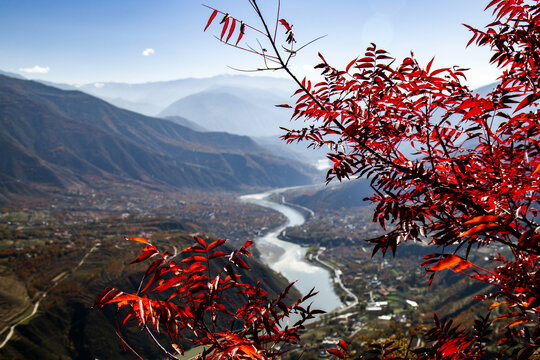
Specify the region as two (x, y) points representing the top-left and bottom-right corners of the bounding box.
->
(240, 188), (342, 314)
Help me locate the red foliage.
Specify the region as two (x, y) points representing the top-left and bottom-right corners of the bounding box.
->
(97, 0), (539, 358)
(94, 237), (322, 359)
(201, 0), (539, 358)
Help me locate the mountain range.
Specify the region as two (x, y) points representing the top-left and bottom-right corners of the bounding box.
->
(0, 74), (314, 203)
(104, 77), (326, 165)
(7, 73), (331, 165)
(67, 75), (294, 118)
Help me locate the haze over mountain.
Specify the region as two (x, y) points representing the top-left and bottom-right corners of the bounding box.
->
(159, 86), (291, 137)
(75, 75), (294, 117)
(0, 70), (25, 80)
(162, 115), (208, 132)
(72, 75), (333, 163)
(0, 74), (314, 203)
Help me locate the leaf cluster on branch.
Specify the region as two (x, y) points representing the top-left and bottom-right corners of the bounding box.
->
(94, 236), (322, 359)
(97, 0), (539, 358)
(203, 0), (540, 357)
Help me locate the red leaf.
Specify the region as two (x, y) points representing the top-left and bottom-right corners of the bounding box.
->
(327, 348), (345, 359)
(141, 268), (162, 293)
(509, 319), (529, 327)
(355, 63), (373, 69)
(182, 245), (205, 253)
(533, 163), (540, 175)
(426, 56), (435, 73)
(279, 19), (291, 32)
(137, 298), (145, 325)
(181, 255), (208, 263)
(104, 293), (138, 306)
(463, 215), (499, 225)
(357, 56), (374, 63)
(276, 104), (292, 108)
(209, 251), (228, 259)
(130, 245), (158, 264)
(127, 237), (148, 245)
(94, 287), (121, 308)
(518, 231), (540, 250)
(345, 58), (357, 73)
(204, 9), (218, 32)
(514, 93), (540, 113)
(463, 106), (484, 120)
(235, 22), (245, 46)
(489, 301), (507, 310)
(338, 340), (348, 352)
(144, 258), (164, 278)
(225, 18), (236, 43)
(220, 17), (230, 40)
(451, 259), (473, 273)
(459, 223), (500, 237)
(194, 236), (207, 248)
(428, 254), (462, 271)
(207, 238), (226, 251)
(431, 67), (450, 76)
(232, 257), (250, 270)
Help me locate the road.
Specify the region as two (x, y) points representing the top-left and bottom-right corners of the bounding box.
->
(313, 249), (359, 314)
(0, 241), (100, 349)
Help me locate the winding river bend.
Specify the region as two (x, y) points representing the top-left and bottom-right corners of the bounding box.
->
(240, 188), (342, 314)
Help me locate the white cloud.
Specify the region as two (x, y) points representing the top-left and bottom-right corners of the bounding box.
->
(19, 65), (50, 74)
(289, 64), (323, 81)
(290, 64), (314, 72)
(94, 82), (105, 88)
(142, 48), (155, 56)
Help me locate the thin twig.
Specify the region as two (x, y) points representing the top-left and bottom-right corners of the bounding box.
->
(214, 36), (280, 63)
(227, 65), (283, 72)
(115, 329), (144, 360)
(273, 0), (281, 42)
(295, 34), (328, 52)
(145, 325), (177, 359)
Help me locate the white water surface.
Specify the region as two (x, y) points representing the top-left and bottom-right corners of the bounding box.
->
(240, 188), (342, 314)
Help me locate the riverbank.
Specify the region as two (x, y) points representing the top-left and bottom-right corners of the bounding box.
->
(239, 188), (342, 314)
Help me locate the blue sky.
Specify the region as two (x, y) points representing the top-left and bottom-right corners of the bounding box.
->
(0, 0), (500, 88)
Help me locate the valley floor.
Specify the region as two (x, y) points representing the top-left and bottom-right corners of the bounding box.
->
(0, 185), (503, 359)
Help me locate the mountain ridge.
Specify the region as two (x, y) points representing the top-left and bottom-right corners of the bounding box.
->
(0, 74), (313, 203)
